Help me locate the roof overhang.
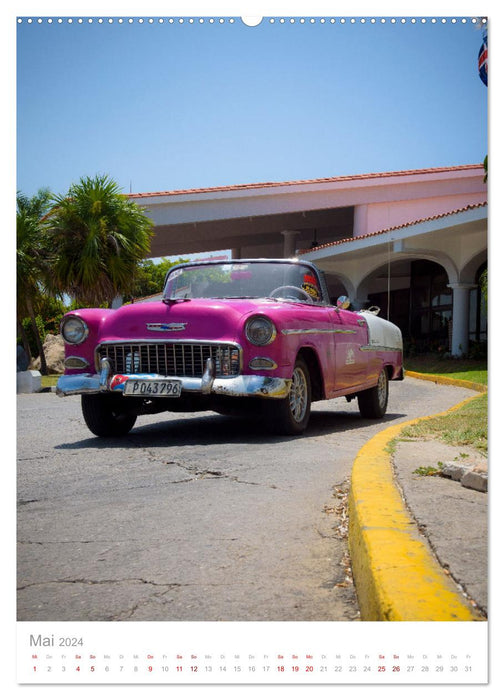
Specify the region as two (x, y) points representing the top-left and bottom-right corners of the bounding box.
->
(300, 204), (487, 292)
(127, 164), (486, 260)
(302, 204), (487, 262)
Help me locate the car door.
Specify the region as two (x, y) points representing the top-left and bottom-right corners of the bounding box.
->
(331, 307), (369, 393)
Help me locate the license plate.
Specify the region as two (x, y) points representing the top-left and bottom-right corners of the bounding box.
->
(124, 379), (182, 397)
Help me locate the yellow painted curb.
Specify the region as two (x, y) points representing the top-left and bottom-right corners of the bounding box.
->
(348, 393), (486, 621)
(405, 370), (487, 393)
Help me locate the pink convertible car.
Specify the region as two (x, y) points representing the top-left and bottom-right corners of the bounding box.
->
(57, 259), (403, 437)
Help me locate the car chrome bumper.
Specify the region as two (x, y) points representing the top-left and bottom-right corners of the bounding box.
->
(56, 372), (291, 399)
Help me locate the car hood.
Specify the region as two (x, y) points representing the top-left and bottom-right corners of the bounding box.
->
(97, 298), (288, 342)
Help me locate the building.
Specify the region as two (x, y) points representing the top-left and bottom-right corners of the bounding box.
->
(129, 164), (487, 356)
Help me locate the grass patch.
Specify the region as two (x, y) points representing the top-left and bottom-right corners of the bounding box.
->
(413, 464), (443, 477)
(41, 374), (60, 388)
(400, 393), (488, 456)
(405, 355), (487, 386)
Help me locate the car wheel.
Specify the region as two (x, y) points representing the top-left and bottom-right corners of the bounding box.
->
(81, 394), (138, 437)
(357, 368), (389, 419)
(274, 358), (312, 434)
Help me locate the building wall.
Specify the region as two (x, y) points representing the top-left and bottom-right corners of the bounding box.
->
(360, 193), (487, 237)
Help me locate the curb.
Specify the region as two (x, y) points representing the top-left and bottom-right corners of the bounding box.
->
(405, 369), (487, 393)
(348, 380), (487, 621)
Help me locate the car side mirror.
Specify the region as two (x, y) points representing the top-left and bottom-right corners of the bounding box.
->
(336, 296), (350, 310)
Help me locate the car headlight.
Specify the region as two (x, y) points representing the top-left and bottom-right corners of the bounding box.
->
(61, 316), (89, 345)
(245, 315), (277, 346)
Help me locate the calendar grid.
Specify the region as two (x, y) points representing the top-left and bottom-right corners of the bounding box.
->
(17, 621), (488, 684)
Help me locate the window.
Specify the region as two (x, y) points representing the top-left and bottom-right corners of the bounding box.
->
(409, 261), (452, 351)
(469, 263), (487, 343)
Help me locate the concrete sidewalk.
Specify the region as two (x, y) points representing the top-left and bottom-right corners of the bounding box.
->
(393, 437), (487, 616)
(348, 385), (487, 621)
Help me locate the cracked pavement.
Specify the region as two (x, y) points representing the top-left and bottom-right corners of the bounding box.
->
(17, 378), (475, 621)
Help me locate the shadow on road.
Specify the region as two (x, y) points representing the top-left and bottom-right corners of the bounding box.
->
(54, 407), (407, 451)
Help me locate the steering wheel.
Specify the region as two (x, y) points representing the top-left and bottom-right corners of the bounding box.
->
(270, 285), (313, 302)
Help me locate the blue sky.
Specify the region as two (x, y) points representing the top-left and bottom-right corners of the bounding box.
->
(16, 12), (488, 199)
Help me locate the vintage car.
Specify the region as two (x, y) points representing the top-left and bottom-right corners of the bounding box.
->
(56, 259), (403, 437)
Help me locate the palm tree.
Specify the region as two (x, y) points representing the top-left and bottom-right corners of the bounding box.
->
(45, 174), (154, 307)
(17, 188), (52, 374)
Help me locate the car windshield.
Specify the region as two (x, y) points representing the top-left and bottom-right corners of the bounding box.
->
(164, 261), (324, 303)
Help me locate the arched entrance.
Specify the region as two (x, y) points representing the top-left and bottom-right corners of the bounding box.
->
(409, 260), (453, 354)
(365, 259), (453, 354)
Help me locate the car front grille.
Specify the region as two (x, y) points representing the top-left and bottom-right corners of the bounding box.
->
(96, 342), (241, 378)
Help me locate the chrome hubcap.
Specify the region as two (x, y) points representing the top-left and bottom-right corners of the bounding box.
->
(289, 367), (308, 422)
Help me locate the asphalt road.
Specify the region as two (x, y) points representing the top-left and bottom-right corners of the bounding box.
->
(17, 377), (475, 622)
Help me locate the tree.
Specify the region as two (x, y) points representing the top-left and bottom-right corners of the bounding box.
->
(16, 188), (53, 374)
(131, 257), (189, 299)
(44, 174), (154, 307)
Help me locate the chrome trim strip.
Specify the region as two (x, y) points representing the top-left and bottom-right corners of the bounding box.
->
(281, 328), (357, 336)
(56, 372), (291, 399)
(146, 322), (188, 331)
(96, 338), (242, 347)
(360, 345), (403, 352)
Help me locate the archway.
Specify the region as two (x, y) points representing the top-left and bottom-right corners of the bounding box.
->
(322, 271), (355, 305)
(361, 259), (453, 354)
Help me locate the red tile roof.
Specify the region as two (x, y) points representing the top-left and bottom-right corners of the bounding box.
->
(129, 164), (484, 199)
(299, 201), (488, 255)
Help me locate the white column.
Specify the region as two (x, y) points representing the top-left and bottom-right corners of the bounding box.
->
(448, 283), (476, 356)
(281, 230), (300, 258)
(353, 204), (368, 237)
